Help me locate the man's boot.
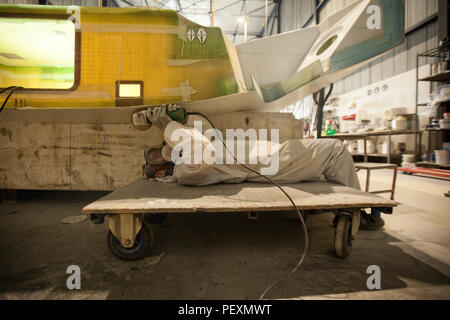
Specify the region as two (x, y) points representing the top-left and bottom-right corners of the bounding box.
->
(359, 209), (385, 231)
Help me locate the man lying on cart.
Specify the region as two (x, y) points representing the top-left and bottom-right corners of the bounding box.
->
(135, 105), (388, 231)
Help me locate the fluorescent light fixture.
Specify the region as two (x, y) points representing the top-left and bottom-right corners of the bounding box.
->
(119, 84), (142, 98)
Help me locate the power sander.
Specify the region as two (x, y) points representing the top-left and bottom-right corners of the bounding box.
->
(132, 106), (187, 131)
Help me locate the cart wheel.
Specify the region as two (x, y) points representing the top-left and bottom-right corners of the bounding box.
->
(107, 223), (153, 261)
(144, 213), (168, 224)
(334, 215), (353, 259)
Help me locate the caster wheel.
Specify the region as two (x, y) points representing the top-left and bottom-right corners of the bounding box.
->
(107, 223), (153, 261)
(334, 215), (353, 259)
(144, 213), (168, 224)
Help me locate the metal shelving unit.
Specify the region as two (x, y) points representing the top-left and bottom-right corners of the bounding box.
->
(412, 40), (450, 178)
(323, 130), (419, 164)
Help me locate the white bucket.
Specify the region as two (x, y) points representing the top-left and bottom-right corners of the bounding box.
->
(381, 141), (391, 155)
(358, 140), (375, 154)
(392, 116), (408, 131)
(435, 150), (450, 165)
(402, 154), (416, 162)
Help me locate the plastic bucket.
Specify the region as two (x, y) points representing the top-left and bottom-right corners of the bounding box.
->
(435, 150), (450, 165)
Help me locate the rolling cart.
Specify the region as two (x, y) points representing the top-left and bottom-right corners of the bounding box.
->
(83, 179), (397, 260)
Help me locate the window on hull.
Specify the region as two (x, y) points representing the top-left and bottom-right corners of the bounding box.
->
(0, 17), (75, 90)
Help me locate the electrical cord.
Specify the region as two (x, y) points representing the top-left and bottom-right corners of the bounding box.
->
(187, 111), (309, 300)
(0, 86), (23, 114)
(0, 86), (20, 94)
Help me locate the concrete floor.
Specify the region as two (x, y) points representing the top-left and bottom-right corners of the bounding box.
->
(0, 171), (449, 300)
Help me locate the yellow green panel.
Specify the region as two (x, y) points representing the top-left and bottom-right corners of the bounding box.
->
(0, 4), (239, 109)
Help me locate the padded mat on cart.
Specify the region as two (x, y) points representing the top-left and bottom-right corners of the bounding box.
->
(83, 178), (397, 214)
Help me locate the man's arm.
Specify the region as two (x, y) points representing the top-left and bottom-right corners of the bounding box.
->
(150, 105), (216, 184)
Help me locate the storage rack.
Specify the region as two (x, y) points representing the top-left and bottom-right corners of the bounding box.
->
(322, 130), (419, 164)
(411, 40), (450, 178)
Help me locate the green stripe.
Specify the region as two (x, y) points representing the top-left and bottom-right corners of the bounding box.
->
(330, 0), (405, 71)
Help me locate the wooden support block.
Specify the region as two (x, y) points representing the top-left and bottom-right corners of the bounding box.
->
(1, 189), (19, 203)
(248, 212), (258, 220)
(108, 214), (142, 248)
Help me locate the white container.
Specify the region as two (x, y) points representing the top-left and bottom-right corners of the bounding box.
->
(347, 140), (358, 154)
(432, 63), (439, 75)
(392, 116), (407, 131)
(381, 141), (390, 155)
(367, 140), (376, 154)
(402, 154), (416, 162)
(440, 119), (450, 129)
(385, 107), (407, 121)
(401, 153), (416, 169)
(356, 108), (368, 122)
(435, 150), (450, 165)
(357, 140), (364, 154)
(358, 139), (375, 154)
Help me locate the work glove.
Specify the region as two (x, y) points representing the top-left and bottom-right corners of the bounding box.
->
(147, 105), (172, 131)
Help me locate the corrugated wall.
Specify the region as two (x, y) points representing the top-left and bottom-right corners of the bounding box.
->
(0, 0), (38, 4)
(280, 0), (439, 97)
(0, 0), (98, 6)
(280, 0), (316, 30)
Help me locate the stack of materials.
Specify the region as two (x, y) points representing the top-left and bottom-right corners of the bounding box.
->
(402, 154), (416, 169)
(435, 150), (450, 166)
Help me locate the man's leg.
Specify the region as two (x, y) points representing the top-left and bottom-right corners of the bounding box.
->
(323, 140), (385, 231)
(359, 208), (385, 231)
(322, 140), (361, 190)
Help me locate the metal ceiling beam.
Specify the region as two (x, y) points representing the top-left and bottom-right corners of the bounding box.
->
(156, 0), (171, 9)
(104, 0), (117, 7)
(176, 0), (183, 12)
(270, 5), (276, 35)
(120, 0), (135, 6)
(215, 0), (243, 13)
(257, 1), (277, 38)
(247, 1), (275, 15)
(277, 0), (281, 34)
(182, 0), (208, 11)
(314, 0), (320, 25)
(302, 0), (330, 28)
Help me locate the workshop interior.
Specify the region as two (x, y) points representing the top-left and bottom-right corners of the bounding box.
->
(0, 0), (449, 302)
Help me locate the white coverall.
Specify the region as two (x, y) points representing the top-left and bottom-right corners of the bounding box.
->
(161, 118), (361, 190)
